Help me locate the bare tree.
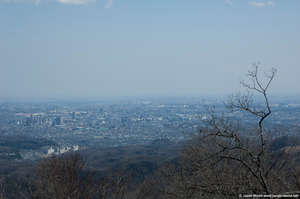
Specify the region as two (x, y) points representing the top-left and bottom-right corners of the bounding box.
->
(226, 62), (276, 156)
(0, 174), (34, 199)
(158, 63), (300, 198)
(32, 153), (94, 199)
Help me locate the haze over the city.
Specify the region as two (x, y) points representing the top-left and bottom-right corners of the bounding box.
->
(1, 0), (299, 98)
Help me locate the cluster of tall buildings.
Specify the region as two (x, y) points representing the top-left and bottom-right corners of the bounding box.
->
(26, 114), (63, 127)
(52, 116), (63, 126)
(26, 114), (42, 126)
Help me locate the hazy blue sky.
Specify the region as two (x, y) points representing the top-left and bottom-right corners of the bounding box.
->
(1, 0), (299, 98)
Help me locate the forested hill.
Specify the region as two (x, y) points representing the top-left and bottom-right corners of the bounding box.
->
(0, 135), (56, 156)
(0, 138), (180, 180)
(79, 139), (180, 170)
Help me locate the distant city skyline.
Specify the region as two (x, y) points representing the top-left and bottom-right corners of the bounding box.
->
(2, 96), (299, 148)
(1, 1), (299, 98)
